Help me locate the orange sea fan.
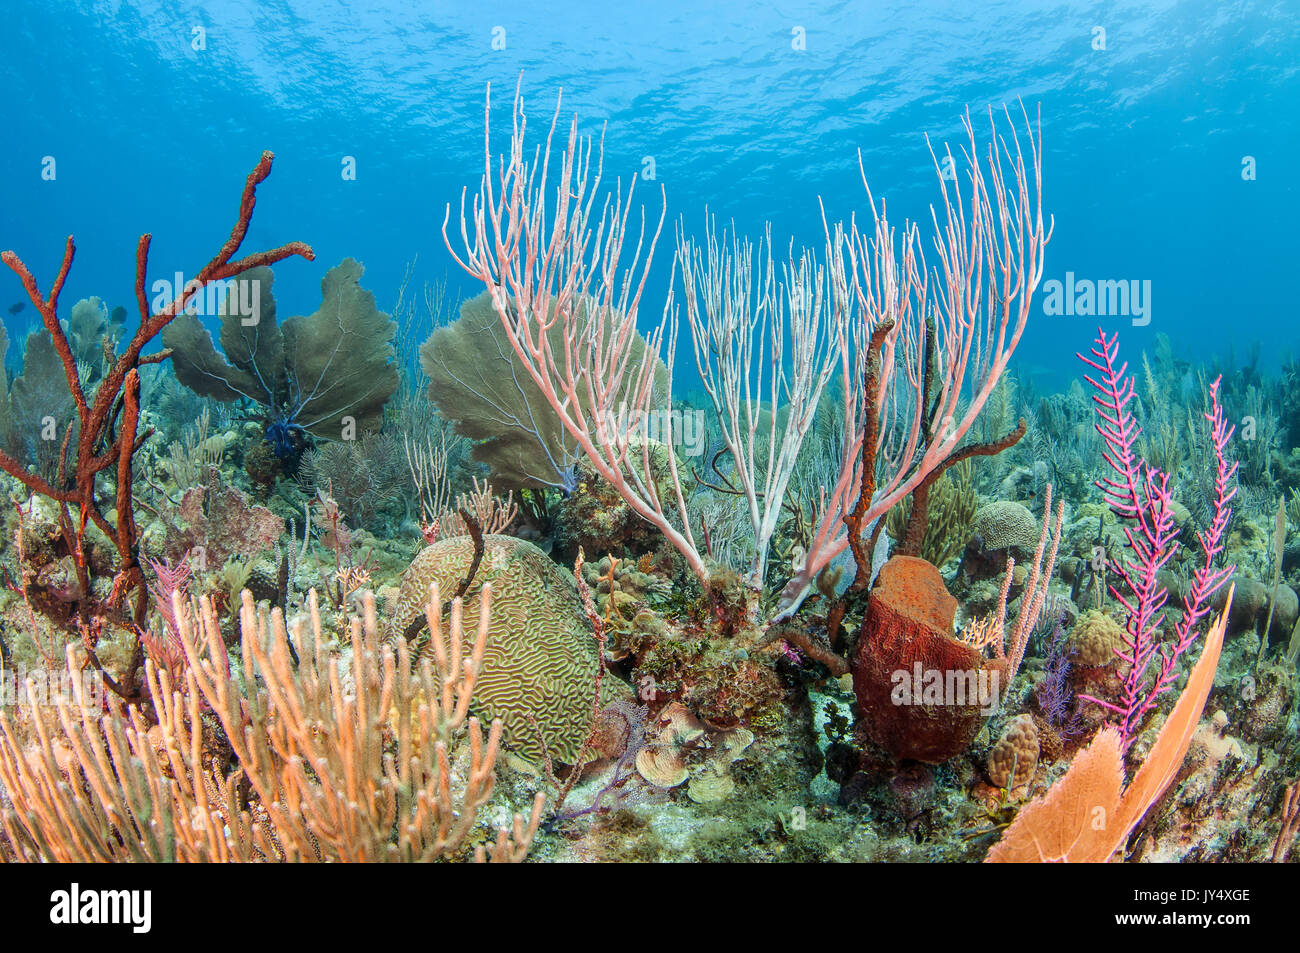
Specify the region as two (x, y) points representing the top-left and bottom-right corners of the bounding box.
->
(985, 587), (1231, 863)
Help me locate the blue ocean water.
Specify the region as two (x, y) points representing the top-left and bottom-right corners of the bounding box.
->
(1, 0), (1296, 388)
(2, 2), (1299, 874)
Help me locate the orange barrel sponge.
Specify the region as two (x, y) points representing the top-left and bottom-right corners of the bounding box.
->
(852, 556), (1006, 763)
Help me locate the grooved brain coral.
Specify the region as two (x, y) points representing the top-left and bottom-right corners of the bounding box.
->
(384, 534), (630, 762)
(971, 501), (1040, 552)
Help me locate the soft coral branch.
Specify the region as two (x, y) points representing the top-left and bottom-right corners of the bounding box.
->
(1077, 328), (1235, 743)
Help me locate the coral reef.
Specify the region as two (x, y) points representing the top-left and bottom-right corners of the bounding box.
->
(1, 88), (1294, 869)
(0, 587), (542, 862)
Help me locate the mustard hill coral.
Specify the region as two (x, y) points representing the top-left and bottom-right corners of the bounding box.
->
(582, 553), (672, 628)
(987, 714), (1039, 792)
(1069, 609), (1125, 667)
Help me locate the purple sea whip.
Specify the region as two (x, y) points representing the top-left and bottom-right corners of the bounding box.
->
(1077, 328), (1236, 743)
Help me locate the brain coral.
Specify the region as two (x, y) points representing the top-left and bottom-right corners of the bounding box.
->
(971, 501), (1040, 552)
(384, 534), (630, 762)
(1069, 609), (1125, 667)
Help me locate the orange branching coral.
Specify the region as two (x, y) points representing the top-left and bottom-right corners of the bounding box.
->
(957, 614), (1002, 653)
(0, 584), (544, 862)
(1275, 781), (1300, 863)
(985, 589), (1230, 863)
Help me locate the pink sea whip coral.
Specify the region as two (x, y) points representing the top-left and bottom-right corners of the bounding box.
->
(1077, 328), (1237, 743)
(774, 104), (1053, 617)
(144, 553), (192, 666)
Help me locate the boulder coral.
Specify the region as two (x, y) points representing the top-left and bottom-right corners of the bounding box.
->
(987, 714), (1039, 791)
(384, 534), (632, 762)
(971, 501), (1041, 552)
(962, 500), (1042, 581)
(1069, 609), (1125, 668)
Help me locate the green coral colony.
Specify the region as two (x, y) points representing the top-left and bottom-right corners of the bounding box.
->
(0, 90), (1296, 866)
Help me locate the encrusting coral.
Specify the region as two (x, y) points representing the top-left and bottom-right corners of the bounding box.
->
(153, 467), (285, 566)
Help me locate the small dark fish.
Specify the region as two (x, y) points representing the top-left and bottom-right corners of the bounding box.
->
(7, 302), (24, 316)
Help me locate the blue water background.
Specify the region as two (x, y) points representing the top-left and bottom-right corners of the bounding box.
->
(1, 0), (1296, 394)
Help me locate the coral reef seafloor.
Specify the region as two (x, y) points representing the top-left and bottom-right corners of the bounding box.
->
(0, 143), (1297, 866)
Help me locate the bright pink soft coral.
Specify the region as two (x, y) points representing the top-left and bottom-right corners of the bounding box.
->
(143, 553), (193, 677)
(1077, 328), (1237, 743)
